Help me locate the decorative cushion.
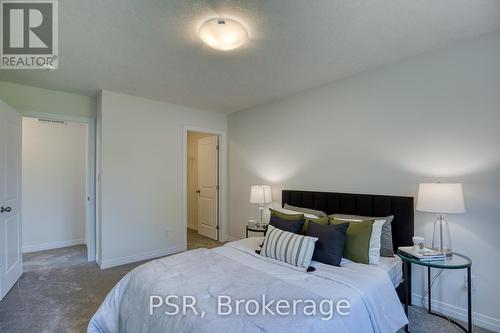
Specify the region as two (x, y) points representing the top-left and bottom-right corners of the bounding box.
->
(260, 225), (318, 268)
(331, 218), (374, 264)
(269, 208), (304, 221)
(269, 215), (304, 234)
(330, 214), (394, 257)
(379, 217), (394, 257)
(306, 221), (348, 266)
(302, 217), (329, 234)
(284, 203), (327, 218)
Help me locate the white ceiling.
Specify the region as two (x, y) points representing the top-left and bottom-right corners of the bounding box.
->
(1, 0), (499, 113)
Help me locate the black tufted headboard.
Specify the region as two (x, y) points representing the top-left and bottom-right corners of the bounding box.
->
(282, 189), (414, 304)
(282, 190), (414, 252)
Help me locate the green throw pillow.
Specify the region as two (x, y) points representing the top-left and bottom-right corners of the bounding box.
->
(302, 217), (329, 234)
(331, 218), (374, 264)
(269, 208), (304, 221)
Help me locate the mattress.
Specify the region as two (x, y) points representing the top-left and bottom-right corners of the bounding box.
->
(375, 256), (403, 288)
(247, 237), (403, 287)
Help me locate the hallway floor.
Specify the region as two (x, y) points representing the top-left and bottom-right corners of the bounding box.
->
(186, 227), (224, 249)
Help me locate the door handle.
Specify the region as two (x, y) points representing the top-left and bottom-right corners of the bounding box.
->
(1, 206), (12, 213)
(196, 190), (200, 193)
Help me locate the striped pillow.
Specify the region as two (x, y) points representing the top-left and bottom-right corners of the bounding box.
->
(260, 225), (318, 268)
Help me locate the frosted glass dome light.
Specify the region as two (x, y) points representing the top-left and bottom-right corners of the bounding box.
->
(199, 18), (248, 51)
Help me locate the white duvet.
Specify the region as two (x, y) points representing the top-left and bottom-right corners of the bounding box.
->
(89, 238), (407, 333)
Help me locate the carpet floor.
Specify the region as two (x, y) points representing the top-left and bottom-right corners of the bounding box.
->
(0, 232), (490, 333)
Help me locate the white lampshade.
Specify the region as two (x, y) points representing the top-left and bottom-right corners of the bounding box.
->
(250, 185), (272, 204)
(416, 183), (465, 214)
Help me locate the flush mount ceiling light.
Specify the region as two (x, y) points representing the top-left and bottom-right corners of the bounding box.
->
(199, 18), (248, 51)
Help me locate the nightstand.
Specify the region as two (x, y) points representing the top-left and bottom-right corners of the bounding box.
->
(397, 250), (472, 333)
(245, 225), (267, 238)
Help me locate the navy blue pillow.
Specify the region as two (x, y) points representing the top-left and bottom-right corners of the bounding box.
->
(269, 215), (304, 234)
(306, 221), (348, 267)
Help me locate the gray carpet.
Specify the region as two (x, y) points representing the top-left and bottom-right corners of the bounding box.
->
(0, 235), (490, 333)
(0, 246), (144, 332)
(187, 228), (224, 250)
(397, 306), (491, 333)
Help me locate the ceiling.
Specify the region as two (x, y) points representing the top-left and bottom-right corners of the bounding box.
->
(1, 0), (499, 113)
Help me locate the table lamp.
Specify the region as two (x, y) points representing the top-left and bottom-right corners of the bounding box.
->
(250, 185), (272, 227)
(416, 183), (465, 257)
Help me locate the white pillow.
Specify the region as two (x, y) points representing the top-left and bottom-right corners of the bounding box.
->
(260, 225), (318, 268)
(330, 213), (394, 257)
(271, 206), (319, 219)
(334, 216), (385, 265)
(283, 203), (327, 217)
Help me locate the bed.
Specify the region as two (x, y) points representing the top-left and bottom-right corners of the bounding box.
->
(281, 190), (414, 304)
(89, 190), (414, 333)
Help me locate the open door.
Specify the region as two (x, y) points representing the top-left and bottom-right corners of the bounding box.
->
(197, 136), (219, 240)
(0, 101), (23, 300)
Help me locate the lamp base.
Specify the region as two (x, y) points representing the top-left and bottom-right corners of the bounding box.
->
(256, 205), (265, 228)
(431, 247), (453, 258)
(432, 214), (453, 258)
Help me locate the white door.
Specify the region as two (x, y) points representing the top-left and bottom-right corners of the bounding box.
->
(0, 101), (23, 300)
(197, 136), (218, 240)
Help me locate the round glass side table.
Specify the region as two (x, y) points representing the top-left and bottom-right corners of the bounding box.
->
(245, 224), (267, 238)
(397, 250), (472, 332)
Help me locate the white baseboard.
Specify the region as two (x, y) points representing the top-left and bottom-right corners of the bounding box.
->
(23, 238), (85, 253)
(218, 233), (229, 242)
(228, 235), (241, 242)
(99, 245), (186, 270)
(412, 293), (500, 332)
(96, 255), (102, 268)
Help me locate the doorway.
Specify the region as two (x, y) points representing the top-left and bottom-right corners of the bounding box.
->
(186, 131), (220, 246)
(21, 114), (95, 261)
(0, 103), (96, 300)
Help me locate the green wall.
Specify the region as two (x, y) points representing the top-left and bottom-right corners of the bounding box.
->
(0, 81), (96, 118)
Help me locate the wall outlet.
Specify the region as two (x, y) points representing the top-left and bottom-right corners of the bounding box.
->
(464, 274), (476, 291)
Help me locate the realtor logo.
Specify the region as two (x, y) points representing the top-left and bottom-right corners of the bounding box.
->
(1, 0), (58, 69)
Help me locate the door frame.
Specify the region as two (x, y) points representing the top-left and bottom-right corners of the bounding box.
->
(182, 126), (227, 244)
(22, 111), (96, 262)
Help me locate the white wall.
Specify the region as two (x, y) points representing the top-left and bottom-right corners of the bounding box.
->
(0, 81), (96, 118)
(187, 132), (213, 230)
(22, 117), (87, 252)
(98, 90), (227, 269)
(228, 31), (500, 330)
